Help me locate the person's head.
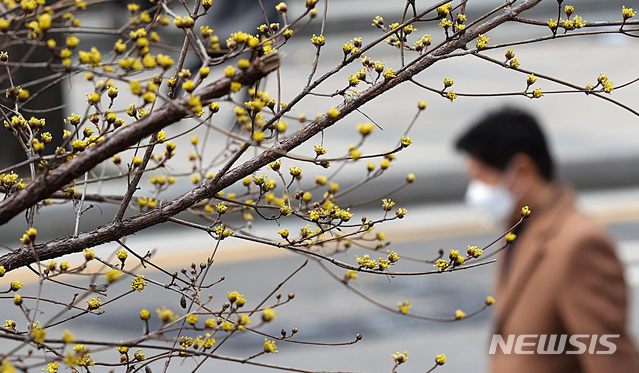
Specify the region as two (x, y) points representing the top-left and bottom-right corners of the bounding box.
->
(455, 107), (555, 225)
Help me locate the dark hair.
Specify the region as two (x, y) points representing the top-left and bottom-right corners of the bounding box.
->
(455, 107), (554, 181)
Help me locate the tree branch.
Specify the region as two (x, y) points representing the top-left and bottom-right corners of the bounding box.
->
(0, 0), (542, 273)
(0, 53), (281, 226)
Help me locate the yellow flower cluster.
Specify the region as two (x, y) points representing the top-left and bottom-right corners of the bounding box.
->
(434, 258), (449, 272)
(86, 296), (101, 310)
(414, 33), (432, 52)
(64, 345), (94, 368)
(235, 314), (250, 330)
(19, 227), (37, 245)
(383, 68), (396, 80)
(467, 245), (482, 258)
(439, 19), (453, 29)
(387, 250), (400, 263)
(311, 34), (325, 47)
(0, 171), (26, 191)
(476, 34), (489, 49)
(262, 308), (276, 322)
(131, 274), (148, 291)
(391, 351), (408, 364)
(227, 291), (246, 306)
(449, 249), (465, 266)
(342, 37), (362, 56)
(357, 122), (375, 136)
(437, 3), (452, 17)
(382, 198), (395, 211)
(532, 88), (543, 98)
(157, 306), (178, 323)
(30, 324), (46, 344)
(598, 73), (614, 94)
(622, 6), (636, 20)
(356, 254), (378, 269)
(397, 301), (411, 314)
(344, 269), (358, 281)
(264, 338), (278, 353)
(105, 269), (122, 283)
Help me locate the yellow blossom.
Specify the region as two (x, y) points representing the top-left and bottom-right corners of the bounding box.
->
(131, 274), (148, 291)
(344, 270), (358, 281)
(383, 68), (396, 80)
(140, 309), (150, 320)
(44, 362), (59, 373)
(532, 88), (543, 98)
(186, 314), (198, 325)
(311, 34), (325, 46)
(83, 248), (95, 261)
(439, 19), (453, 29)
(62, 330), (75, 344)
(10, 280), (23, 291)
(227, 291), (246, 306)
(105, 269), (122, 283)
(86, 296), (101, 310)
(156, 307), (177, 323)
(397, 301), (411, 314)
(262, 308), (276, 322)
(30, 325), (46, 344)
(476, 34), (489, 49)
(437, 3), (452, 17)
(264, 339), (278, 353)
(391, 351), (408, 364)
(357, 122), (375, 136)
(435, 259), (449, 272)
(623, 6), (637, 20)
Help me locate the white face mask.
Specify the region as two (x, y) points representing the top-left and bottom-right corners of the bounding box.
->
(464, 179), (516, 228)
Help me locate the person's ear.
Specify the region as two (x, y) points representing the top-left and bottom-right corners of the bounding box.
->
(504, 153), (538, 198)
(509, 153), (537, 180)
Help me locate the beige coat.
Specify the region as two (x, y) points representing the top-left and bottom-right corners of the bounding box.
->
(491, 187), (639, 373)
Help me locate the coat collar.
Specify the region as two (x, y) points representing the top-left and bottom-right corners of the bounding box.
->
(494, 185), (576, 332)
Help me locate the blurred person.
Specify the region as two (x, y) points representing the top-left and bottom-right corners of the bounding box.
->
(455, 107), (639, 373)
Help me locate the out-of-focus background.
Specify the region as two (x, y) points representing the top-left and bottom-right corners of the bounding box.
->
(1, 0), (639, 371)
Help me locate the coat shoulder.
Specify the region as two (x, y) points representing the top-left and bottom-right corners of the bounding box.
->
(548, 207), (615, 259)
